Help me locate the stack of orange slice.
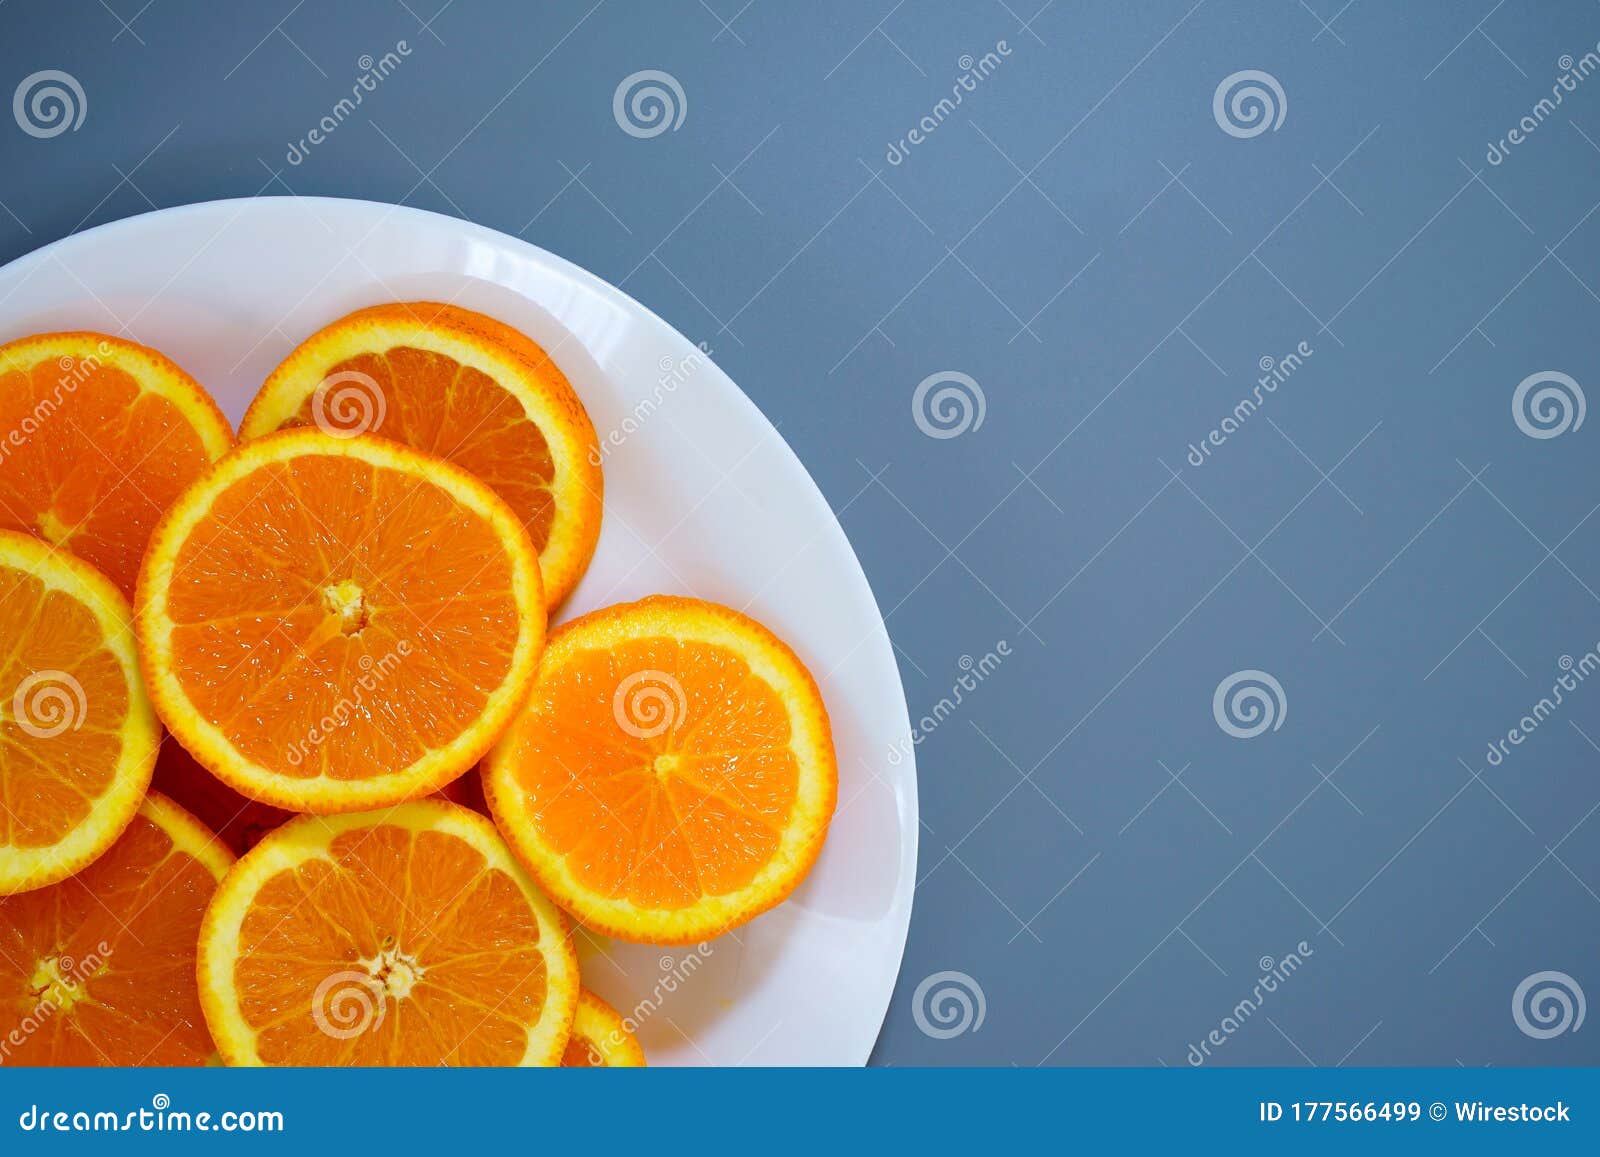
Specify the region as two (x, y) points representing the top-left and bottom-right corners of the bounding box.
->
(0, 301), (839, 1068)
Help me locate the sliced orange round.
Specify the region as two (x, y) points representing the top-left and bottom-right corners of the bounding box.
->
(197, 800), (579, 1066)
(240, 302), (603, 610)
(0, 791), (232, 1064)
(0, 332), (233, 599)
(135, 429), (545, 813)
(485, 595), (837, 945)
(0, 529), (158, 893)
(562, 987), (646, 1067)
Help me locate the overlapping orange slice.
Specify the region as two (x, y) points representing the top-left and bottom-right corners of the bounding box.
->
(0, 529), (158, 893)
(240, 302), (602, 610)
(0, 791), (232, 1064)
(136, 429), (545, 813)
(562, 988), (646, 1067)
(197, 801), (579, 1066)
(0, 332), (232, 599)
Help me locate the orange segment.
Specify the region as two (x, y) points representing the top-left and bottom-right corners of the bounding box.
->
(0, 791), (233, 1064)
(239, 302), (603, 610)
(196, 800), (579, 1066)
(485, 596), (837, 944)
(562, 987), (646, 1066)
(0, 530), (158, 893)
(0, 332), (233, 599)
(135, 429), (545, 813)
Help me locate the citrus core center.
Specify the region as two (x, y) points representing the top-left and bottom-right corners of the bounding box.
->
(362, 946), (423, 1000)
(28, 955), (92, 1013)
(322, 580), (368, 635)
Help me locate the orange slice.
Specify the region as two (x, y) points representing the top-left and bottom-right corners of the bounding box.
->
(0, 529), (158, 893)
(562, 988), (646, 1066)
(485, 595), (837, 944)
(240, 302), (603, 610)
(135, 429), (545, 813)
(0, 332), (233, 599)
(0, 791), (232, 1064)
(197, 800), (579, 1066)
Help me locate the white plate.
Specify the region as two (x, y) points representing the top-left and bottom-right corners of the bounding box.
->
(0, 197), (916, 1067)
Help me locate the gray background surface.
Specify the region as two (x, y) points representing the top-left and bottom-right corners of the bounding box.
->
(1, 0), (1597, 1066)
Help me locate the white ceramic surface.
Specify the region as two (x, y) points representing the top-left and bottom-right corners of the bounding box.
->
(0, 197), (916, 1066)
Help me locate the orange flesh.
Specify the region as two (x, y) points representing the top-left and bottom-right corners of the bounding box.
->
(511, 639), (799, 909)
(0, 810), (220, 1064)
(164, 453), (520, 780)
(562, 1034), (606, 1066)
(234, 824), (552, 1065)
(0, 565), (128, 846)
(285, 348), (557, 552)
(0, 355), (217, 598)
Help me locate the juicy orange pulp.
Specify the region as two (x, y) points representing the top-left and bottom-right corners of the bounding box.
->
(0, 564), (130, 850)
(519, 637), (798, 910)
(291, 344), (559, 554)
(232, 822), (559, 1064)
(561, 988), (645, 1067)
(161, 450), (523, 782)
(0, 796), (227, 1064)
